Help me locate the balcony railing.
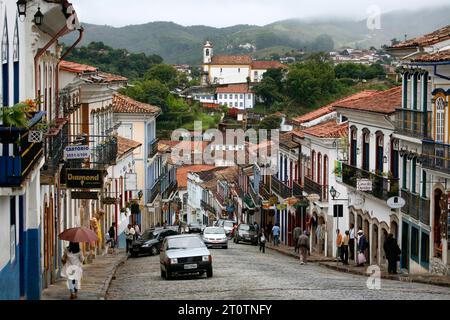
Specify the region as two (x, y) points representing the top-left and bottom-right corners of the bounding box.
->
(422, 141), (450, 175)
(260, 182), (271, 200)
(148, 138), (159, 159)
(0, 112), (45, 187)
(304, 176), (328, 202)
(293, 181), (303, 198)
(147, 179), (160, 204)
(43, 119), (69, 175)
(249, 181), (261, 207)
(201, 199), (216, 214)
(342, 163), (399, 201)
(94, 136), (118, 168)
(401, 190), (430, 225)
(271, 176), (292, 199)
(394, 108), (432, 139)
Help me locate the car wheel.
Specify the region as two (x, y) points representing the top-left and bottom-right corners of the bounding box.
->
(166, 271), (172, 280)
(223, 245), (228, 249)
(161, 269), (166, 279)
(151, 246), (159, 256)
(207, 267), (213, 278)
(131, 252), (138, 258)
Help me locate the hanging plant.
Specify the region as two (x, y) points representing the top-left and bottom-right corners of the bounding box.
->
(1, 104), (29, 128)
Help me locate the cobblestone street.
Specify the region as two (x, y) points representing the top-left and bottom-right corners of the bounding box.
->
(106, 243), (450, 300)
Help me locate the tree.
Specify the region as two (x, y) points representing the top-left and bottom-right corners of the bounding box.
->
(310, 34), (335, 52)
(253, 77), (284, 106)
(259, 115), (282, 130)
(145, 64), (178, 86)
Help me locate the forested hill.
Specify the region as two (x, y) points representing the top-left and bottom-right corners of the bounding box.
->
(61, 6), (450, 65)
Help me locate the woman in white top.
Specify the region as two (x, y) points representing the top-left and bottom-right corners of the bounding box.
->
(61, 242), (84, 300)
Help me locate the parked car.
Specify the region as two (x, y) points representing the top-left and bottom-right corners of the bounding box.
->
(215, 219), (236, 237)
(160, 234), (213, 280)
(202, 227), (228, 249)
(131, 228), (179, 257)
(185, 223), (205, 234)
(233, 224), (258, 245)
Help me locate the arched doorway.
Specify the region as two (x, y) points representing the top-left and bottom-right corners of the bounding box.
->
(364, 219), (370, 263)
(317, 215), (326, 254)
(381, 227), (389, 265)
(372, 224), (379, 264)
(434, 189), (444, 259)
(390, 220), (398, 240)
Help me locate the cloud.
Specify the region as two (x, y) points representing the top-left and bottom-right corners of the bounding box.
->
(73, 0), (450, 28)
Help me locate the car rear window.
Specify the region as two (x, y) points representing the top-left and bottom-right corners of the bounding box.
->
(224, 221), (234, 228)
(240, 225), (254, 231)
(204, 227), (225, 235)
(168, 237), (205, 250)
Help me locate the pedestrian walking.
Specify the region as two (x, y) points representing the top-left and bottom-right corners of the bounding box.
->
(259, 228), (266, 253)
(357, 230), (368, 266)
(341, 230), (350, 265)
(298, 231), (309, 265)
(336, 229), (343, 262)
(384, 233), (401, 274)
(125, 224), (136, 254)
(107, 222), (116, 252)
(61, 242), (84, 300)
(349, 223), (355, 261)
(293, 225), (302, 253)
(254, 222), (259, 234)
(272, 224), (280, 246)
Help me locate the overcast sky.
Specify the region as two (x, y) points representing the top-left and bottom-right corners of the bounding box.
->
(72, 0), (449, 28)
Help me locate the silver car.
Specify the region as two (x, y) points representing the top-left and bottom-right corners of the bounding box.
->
(202, 227), (228, 249)
(160, 235), (213, 280)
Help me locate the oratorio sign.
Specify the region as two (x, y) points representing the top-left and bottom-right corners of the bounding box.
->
(387, 196), (406, 209)
(64, 145), (90, 160)
(306, 194), (321, 202)
(66, 169), (104, 189)
(357, 179), (373, 192)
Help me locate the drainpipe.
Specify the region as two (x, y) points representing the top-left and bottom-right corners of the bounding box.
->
(55, 27), (84, 118)
(34, 25), (69, 104)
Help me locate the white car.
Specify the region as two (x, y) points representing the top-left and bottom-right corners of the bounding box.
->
(202, 227), (228, 249)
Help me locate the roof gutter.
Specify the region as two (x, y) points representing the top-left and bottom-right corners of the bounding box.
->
(55, 26), (84, 118)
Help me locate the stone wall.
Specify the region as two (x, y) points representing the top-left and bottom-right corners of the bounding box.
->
(430, 258), (449, 276)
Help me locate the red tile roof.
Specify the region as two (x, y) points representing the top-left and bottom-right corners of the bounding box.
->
(216, 84), (253, 94)
(291, 91), (380, 125)
(98, 71), (128, 82)
(60, 60), (97, 74)
(302, 120), (349, 138)
(113, 93), (161, 114)
(117, 136), (142, 159)
(334, 87), (402, 115)
(210, 55), (253, 65)
(251, 60), (286, 69)
(158, 140), (210, 153)
(412, 49), (450, 63)
(390, 24), (450, 49)
(176, 165), (216, 189)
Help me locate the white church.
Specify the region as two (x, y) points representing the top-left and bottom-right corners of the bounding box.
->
(201, 41), (285, 85)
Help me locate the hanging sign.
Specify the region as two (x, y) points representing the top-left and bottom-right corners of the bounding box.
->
(387, 196), (406, 209)
(102, 197), (118, 205)
(357, 179), (372, 192)
(64, 145), (90, 160)
(66, 169), (104, 189)
(71, 191), (99, 200)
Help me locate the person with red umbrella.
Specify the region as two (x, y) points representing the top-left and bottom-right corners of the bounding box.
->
(59, 227), (98, 299)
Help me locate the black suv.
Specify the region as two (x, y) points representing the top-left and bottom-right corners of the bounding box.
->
(131, 228), (179, 257)
(233, 224), (258, 246)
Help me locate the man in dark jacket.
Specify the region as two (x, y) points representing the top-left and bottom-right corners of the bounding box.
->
(108, 222), (116, 249)
(384, 233), (401, 274)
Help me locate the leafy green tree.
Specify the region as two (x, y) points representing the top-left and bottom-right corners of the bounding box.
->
(259, 115), (282, 130)
(253, 77), (284, 106)
(145, 64), (178, 84)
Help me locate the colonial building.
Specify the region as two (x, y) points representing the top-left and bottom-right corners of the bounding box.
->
(216, 84), (254, 110)
(201, 41), (285, 85)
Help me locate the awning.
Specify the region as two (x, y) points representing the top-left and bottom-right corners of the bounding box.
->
(244, 195), (256, 210)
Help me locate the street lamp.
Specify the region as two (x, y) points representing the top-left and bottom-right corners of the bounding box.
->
(138, 190), (143, 201)
(16, 0), (27, 17)
(330, 186), (338, 200)
(34, 7), (44, 26)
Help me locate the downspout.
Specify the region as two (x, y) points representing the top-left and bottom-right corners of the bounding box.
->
(55, 27), (84, 118)
(34, 24), (69, 103)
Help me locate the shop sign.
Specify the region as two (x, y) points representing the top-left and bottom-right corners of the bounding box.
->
(357, 179), (372, 192)
(64, 145), (90, 160)
(71, 191), (99, 200)
(102, 197), (118, 205)
(387, 196), (406, 209)
(66, 169), (104, 189)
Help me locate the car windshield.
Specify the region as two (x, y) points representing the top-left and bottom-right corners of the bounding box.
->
(240, 225), (254, 231)
(141, 230), (158, 240)
(224, 221), (234, 228)
(204, 227), (225, 235)
(189, 224), (201, 228)
(168, 237), (205, 250)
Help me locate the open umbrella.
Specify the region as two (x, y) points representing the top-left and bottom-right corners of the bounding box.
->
(59, 227), (99, 243)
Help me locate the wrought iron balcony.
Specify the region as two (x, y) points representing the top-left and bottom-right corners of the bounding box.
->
(260, 182), (271, 200)
(271, 176), (292, 199)
(42, 119), (69, 176)
(148, 138), (159, 159)
(161, 167), (177, 200)
(394, 108), (432, 139)
(94, 136), (118, 168)
(304, 176), (328, 201)
(0, 112), (45, 187)
(401, 190), (430, 225)
(248, 181), (261, 207)
(422, 140), (450, 175)
(201, 199), (216, 214)
(293, 181), (303, 198)
(341, 163), (399, 201)
(147, 179), (161, 205)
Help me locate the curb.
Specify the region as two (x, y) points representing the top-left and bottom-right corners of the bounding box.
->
(318, 262), (450, 288)
(266, 245), (334, 263)
(99, 254), (129, 300)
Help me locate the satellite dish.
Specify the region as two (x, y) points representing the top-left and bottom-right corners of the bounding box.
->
(387, 197), (406, 209)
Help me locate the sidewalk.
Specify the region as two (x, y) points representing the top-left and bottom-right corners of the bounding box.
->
(266, 243), (450, 288)
(42, 249), (128, 300)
